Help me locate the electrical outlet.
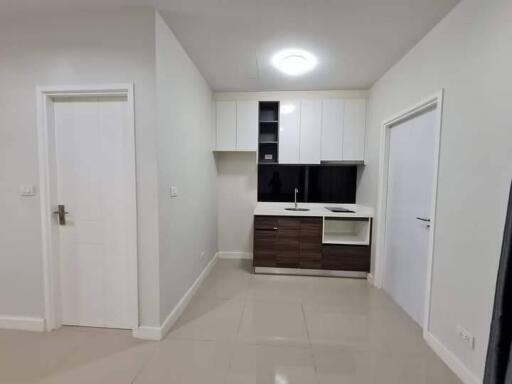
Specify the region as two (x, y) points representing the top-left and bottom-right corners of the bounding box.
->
(170, 186), (178, 197)
(456, 325), (475, 350)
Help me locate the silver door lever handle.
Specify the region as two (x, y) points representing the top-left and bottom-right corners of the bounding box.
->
(416, 217), (431, 228)
(53, 204), (69, 225)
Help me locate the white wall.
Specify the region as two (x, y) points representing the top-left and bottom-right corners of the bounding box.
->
(0, 8), (161, 326)
(155, 13), (218, 322)
(358, 0), (512, 380)
(216, 152), (257, 255)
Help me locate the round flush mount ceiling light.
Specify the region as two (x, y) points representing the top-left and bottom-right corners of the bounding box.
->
(271, 49), (317, 76)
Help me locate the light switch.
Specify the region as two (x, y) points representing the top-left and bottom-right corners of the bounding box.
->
(170, 186), (178, 197)
(20, 185), (37, 197)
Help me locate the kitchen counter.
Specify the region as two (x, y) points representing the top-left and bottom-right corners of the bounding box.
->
(253, 202), (374, 219)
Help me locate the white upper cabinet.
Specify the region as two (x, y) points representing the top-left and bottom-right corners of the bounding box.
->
(236, 101), (258, 151)
(321, 99), (344, 161)
(343, 99), (367, 162)
(279, 100), (301, 164)
(300, 100), (322, 164)
(216, 101), (236, 151)
(214, 98), (366, 160)
(215, 100), (258, 151)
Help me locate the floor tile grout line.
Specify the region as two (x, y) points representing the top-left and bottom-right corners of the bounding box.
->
(300, 301), (319, 376)
(234, 274), (250, 338)
(130, 342), (160, 384)
(224, 262), (251, 382)
(37, 331), (88, 380)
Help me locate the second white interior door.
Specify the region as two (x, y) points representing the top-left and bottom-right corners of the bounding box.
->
(383, 108), (436, 326)
(53, 95), (137, 329)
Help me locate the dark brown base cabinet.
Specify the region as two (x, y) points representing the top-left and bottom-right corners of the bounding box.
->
(253, 216), (371, 272)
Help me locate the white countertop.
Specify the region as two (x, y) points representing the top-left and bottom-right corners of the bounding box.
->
(254, 202), (374, 218)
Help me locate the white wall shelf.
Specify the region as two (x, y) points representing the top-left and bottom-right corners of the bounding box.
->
(322, 217), (371, 245)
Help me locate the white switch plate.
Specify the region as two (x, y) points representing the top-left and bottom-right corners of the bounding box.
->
(456, 325), (475, 350)
(20, 185), (37, 197)
(170, 186), (178, 197)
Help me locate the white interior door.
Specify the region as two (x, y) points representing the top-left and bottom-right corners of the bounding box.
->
(53, 95), (137, 329)
(383, 108), (436, 326)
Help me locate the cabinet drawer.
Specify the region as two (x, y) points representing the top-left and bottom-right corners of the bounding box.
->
(254, 216), (278, 230)
(322, 244), (370, 272)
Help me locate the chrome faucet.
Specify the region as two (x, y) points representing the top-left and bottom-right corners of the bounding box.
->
(294, 188), (299, 209)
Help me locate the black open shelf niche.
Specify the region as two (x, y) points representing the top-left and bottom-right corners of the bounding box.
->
(258, 101), (279, 164)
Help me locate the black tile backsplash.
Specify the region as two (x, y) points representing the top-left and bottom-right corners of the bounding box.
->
(258, 164), (356, 203)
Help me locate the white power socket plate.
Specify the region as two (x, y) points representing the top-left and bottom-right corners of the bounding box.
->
(456, 325), (475, 350)
(20, 185), (37, 197)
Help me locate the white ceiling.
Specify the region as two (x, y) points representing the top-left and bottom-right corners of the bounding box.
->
(1, 0), (460, 91)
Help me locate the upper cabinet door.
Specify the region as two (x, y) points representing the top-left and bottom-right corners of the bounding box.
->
(236, 101), (258, 151)
(321, 99), (344, 161)
(343, 99), (367, 162)
(300, 100), (322, 164)
(216, 101), (236, 151)
(279, 100), (301, 164)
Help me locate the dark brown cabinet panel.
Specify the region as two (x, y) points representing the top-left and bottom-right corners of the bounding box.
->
(254, 216), (278, 231)
(276, 217), (300, 267)
(299, 218), (322, 269)
(322, 244), (370, 272)
(254, 215), (370, 272)
(254, 216), (322, 268)
(254, 228), (278, 267)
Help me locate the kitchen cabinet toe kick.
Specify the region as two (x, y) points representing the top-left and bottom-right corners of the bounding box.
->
(254, 267), (367, 278)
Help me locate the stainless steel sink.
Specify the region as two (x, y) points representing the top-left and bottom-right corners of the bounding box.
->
(285, 207), (310, 212)
(286, 188), (310, 211)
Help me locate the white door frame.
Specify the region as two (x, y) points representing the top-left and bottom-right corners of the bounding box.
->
(36, 84), (138, 331)
(374, 90), (444, 331)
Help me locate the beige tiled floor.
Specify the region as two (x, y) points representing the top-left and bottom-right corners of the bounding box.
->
(0, 259), (461, 383)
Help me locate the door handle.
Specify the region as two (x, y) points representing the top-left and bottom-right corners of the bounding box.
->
(416, 217), (431, 228)
(53, 204), (69, 225)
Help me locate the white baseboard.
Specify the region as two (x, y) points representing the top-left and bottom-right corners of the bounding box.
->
(0, 315), (45, 332)
(217, 251), (252, 260)
(367, 273), (375, 285)
(132, 324), (161, 341)
(424, 330), (481, 384)
(133, 253), (219, 341)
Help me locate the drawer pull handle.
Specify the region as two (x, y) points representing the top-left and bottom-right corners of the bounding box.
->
(257, 227), (278, 231)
